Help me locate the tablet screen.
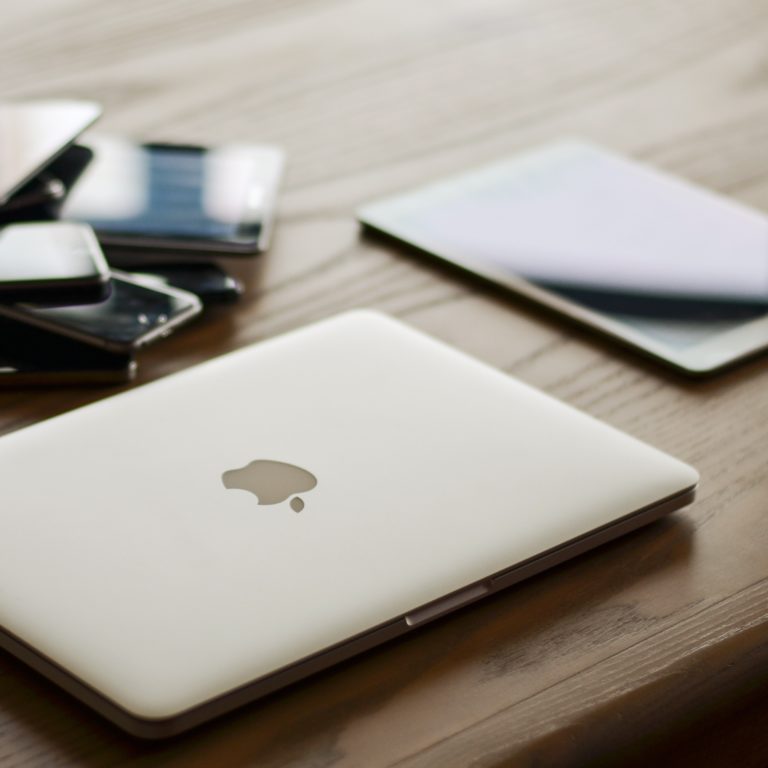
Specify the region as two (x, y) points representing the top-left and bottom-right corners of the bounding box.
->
(359, 142), (768, 354)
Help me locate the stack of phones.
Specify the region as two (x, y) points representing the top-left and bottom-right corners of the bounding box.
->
(0, 99), (284, 386)
(0, 222), (203, 385)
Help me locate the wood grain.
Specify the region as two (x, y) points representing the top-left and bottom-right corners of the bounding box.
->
(1, 0), (768, 765)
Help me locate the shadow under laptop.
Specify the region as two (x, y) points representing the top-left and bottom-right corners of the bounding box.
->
(0, 513), (694, 767)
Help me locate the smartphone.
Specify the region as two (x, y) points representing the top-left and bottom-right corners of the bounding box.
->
(61, 136), (283, 255)
(124, 263), (243, 304)
(0, 222), (111, 304)
(359, 141), (768, 375)
(0, 316), (135, 387)
(0, 270), (202, 354)
(0, 99), (101, 205)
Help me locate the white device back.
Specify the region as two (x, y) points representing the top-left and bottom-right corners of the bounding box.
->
(0, 311), (697, 732)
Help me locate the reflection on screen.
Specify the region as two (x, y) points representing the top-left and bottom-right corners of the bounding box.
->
(62, 137), (278, 242)
(364, 142), (768, 350)
(23, 277), (187, 344)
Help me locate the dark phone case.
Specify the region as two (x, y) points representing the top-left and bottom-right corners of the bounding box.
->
(0, 314), (135, 387)
(122, 263), (243, 305)
(0, 144), (94, 224)
(0, 276), (112, 306)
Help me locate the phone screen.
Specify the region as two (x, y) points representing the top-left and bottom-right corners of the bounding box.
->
(359, 142), (768, 353)
(61, 137), (283, 250)
(0, 273), (201, 352)
(0, 222), (109, 302)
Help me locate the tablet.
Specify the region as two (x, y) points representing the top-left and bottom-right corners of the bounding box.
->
(0, 311), (697, 737)
(358, 141), (768, 375)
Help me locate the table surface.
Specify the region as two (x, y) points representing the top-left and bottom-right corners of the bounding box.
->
(1, 1), (768, 765)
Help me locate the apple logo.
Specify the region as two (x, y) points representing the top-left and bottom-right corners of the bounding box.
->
(222, 460), (317, 512)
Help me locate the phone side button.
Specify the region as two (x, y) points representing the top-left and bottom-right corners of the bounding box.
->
(405, 582), (490, 627)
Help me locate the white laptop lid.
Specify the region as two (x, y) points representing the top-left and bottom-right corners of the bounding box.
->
(0, 311), (697, 734)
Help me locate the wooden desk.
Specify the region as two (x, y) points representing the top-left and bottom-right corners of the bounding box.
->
(1, 0), (767, 764)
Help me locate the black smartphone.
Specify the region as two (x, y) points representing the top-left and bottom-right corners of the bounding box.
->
(0, 270), (202, 354)
(61, 137), (284, 255)
(0, 222), (111, 304)
(125, 263), (243, 304)
(0, 315), (135, 387)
